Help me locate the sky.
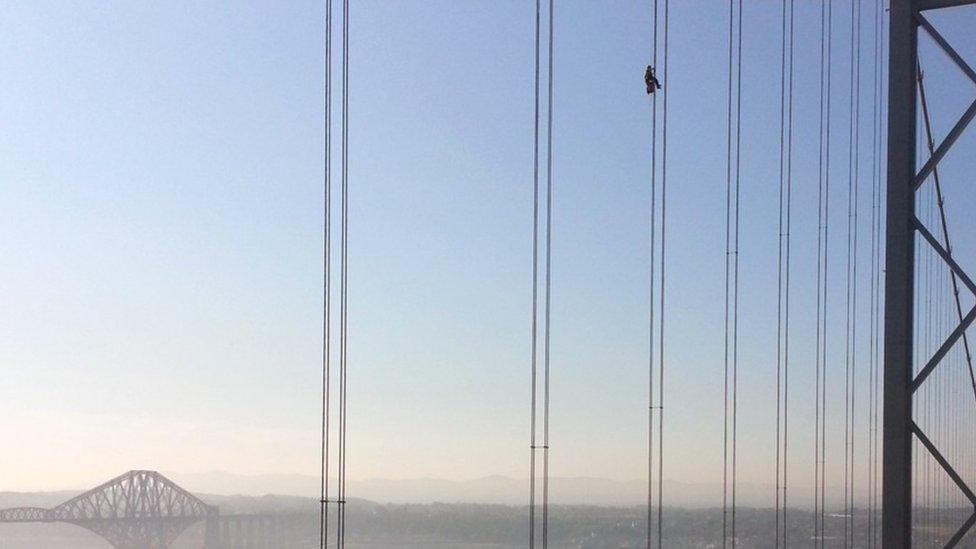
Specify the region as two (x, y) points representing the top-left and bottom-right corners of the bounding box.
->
(3, 0), (976, 507)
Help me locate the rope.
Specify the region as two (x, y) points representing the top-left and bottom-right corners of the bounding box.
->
(319, 0), (333, 547)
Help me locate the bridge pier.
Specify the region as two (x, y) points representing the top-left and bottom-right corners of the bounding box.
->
(204, 516), (219, 549)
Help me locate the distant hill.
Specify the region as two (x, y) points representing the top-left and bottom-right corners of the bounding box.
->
(165, 471), (856, 509)
(0, 491), (80, 509)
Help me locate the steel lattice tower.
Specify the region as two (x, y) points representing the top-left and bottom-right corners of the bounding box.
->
(884, 0), (976, 547)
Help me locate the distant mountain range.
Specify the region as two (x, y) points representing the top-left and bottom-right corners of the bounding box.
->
(164, 471), (859, 509)
(0, 471), (867, 510)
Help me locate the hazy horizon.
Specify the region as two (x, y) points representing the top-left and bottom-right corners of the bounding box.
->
(0, 468), (890, 511)
(4, 0), (976, 526)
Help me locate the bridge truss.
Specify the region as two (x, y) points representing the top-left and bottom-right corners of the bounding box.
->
(884, 0), (976, 547)
(0, 470), (217, 549)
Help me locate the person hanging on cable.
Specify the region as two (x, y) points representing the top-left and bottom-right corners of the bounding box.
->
(645, 65), (661, 95)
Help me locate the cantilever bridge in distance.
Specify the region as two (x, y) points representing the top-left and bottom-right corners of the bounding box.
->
(0, 470), (313, 549)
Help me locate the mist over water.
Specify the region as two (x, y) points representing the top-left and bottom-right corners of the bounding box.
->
(0, 498), (954, 548)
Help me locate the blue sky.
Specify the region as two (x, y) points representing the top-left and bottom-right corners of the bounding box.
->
(3, 0), (976, 506)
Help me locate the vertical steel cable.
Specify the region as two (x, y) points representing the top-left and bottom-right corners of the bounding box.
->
(852, 4), (860, 542)
(926, 121), (932, 549)
(541, 1), (554, 546)
(814, 0), (824, 542)
(722, 3), (743, 545)
(919, 105), (928, 547)
(722, 0), (735, 545)
(336, 0), (349, 545)
(529, 0), (541, 545)
(783, 0), (795, 547)
(918, 61), (976, 545)
(775, 0), (786, 538)
(937, 253), (941, 541)
(319, 0), (333, 546)
(843, 0), (860, 544)
(920, 43), (976, 536)
(656, 2), (669, 547)
(867, 0), (876, 544)
(775, 1), (795, 544)
(873, 2), (884, 539)
(813, 0), (832, 544)
(912, 103), (921, 543)
(820, 1), (833, 541)
(647, 0), (659, 546)
(867, 0), (883, 544)
(919, 69), (976, 410)
(923, 154), (932, 547)
(731, 1), (742, 544)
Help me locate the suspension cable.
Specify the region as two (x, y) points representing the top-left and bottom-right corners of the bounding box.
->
(822, 1), (834, 542)
(922, 135), (933, 546)
(529, 0), (540, 545)
(722, 0), (740, 545)
(912, 103), (921, 543)
(776, 0), (784, 533)
(336, 0), (349, 545)
(656, 3), (669, 547)
(784, 0), (794, 539)
(529, 2), (554, 546)
(731, 1), (742, 544)
(867, 0), (883, 545)
(919, 59), (976, 545)
(319, 0), (333, 547)
(843, 0), (860, 544)
(647, 0), (659, 546)
(542, 1), (553, 546)
(813, 0), (832, 545)
(774, 1), (795, 544)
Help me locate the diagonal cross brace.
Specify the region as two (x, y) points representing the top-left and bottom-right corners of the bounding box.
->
(945, 513), (976, 549)
(919, 0), (976, 10)
(917, 15), (976, 85)
(913, 98), (976, 190)
(912, 420), (976, 504)
(913, 16), (976, 191)
(911, 302), (976, 392)
(913, 217), (976, 295)
(917, 67), (976, 406)
(911, 421), (976, 548)
(910, 216), (976, 393)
